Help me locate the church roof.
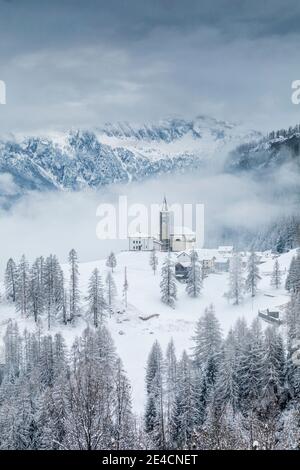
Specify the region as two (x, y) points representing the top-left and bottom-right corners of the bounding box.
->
(161, 195), (168, 212)
(128, 231), (152, 238)
(171, 226), (195, 236)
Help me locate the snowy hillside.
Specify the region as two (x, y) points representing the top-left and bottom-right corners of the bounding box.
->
(0, 248), (296, 414)
(0, 116), (260, 199)
(97, 116), (260, 162)
(228, 125), (300, 172)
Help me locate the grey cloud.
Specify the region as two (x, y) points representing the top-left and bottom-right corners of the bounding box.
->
(0, 1), (300, 134)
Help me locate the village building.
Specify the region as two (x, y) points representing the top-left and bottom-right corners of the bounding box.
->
(160, 197), (196, 252)
(170, 226), (196, 252)
(128, 196), (197, 252)
(128, 232), (161, 251)
(217, 245), (234, 257)
(214, 256), (230, 272)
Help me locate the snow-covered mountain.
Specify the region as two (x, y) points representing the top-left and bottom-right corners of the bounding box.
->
(227, 126), (300, 172)
(0, 116), (260, 197)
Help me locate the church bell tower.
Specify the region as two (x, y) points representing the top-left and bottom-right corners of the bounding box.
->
(160, 196), (172, 251)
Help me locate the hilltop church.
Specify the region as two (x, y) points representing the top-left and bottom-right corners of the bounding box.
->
(128, 196), (196, 252)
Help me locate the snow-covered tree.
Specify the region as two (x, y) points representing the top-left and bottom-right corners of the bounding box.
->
(106, 252), (117, 273)
(114, 358), (135, 449)
(106, 271), (117, 308)
(216, 328), (239, 413)
(29, 257), (45, 323)
(123, 267), (129, 308)
(44, 255), (64, 329)
(278, 407), (300, 450)
(192, 304), (222, 371)
(68, 249), (80, 323)
(285, 250), (300, 293)
(261, 326), (285, 402)
(186, 249), (202, 298)
(15, 255), (30, 317)
(149, 249), (158, 276)
(245, 251), (261, 297)
(144, 341), (166, 449)
(160, 254), (177, 308)
(164, 339), (177, 446)
(4, 258), (17, 303)
(271, 258), (282, 289)
(285, 291), (300, 399)
(237, 318), (264, 408)
(86, 268), (106, 327)
(227, 253), (244, 305)
(170, 351), (196, 449)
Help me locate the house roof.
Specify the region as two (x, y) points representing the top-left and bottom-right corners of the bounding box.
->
(214, 257), (229, 264)
(128, 231), (152, 238)
(176, 250), (191, 258)
(218, 246), (233, 252)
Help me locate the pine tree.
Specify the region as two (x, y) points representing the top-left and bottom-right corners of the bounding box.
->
(278, 407), (300, 450)
(216, 329), (239, 413)
(227, 253), (244, 305)
(164, 339), (177, 447)
(245, 251), (261, 297)
(271, 258), (282, 289)
(4, 258), (17, 303)
(123, 267), (129, 308)
(192, 304), (222, 371)
(149, 249), (158, 276)
(68, 249), (80, 323)
(29, 257), (45, 323)
(106, 271), (117, 309)
(237, 319), (264, 409)
(144, 341), (166, 449)
(106, 252), (117, 273)
(285, 291), (300, 399)
(114, 358), (135, 449)
(170, 351), (196, 449)
(285, 250), (300, 293)
(86, 268), (106, 328)
(160, 254), (177, 308)
(261, 326), (285, 402)
(186, 249), (202, 298)
(15, 255), (30, 317)
(44, 255), (64, 329)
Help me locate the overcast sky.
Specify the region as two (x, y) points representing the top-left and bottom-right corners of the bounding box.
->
(0, 0), (300, 135)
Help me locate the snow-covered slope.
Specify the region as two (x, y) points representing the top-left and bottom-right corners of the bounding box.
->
(0, 248), (296, 413)
(228, 126), (300, 172)
(0, 116), (260, 198)
(97, 116), (259, 162)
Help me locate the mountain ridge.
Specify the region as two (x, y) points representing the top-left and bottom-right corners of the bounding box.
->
(0, 116), (260, 200)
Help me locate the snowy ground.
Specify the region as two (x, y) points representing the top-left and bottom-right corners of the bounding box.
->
(0, 249), (296, 414)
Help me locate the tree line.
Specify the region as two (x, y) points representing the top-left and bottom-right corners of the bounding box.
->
(3, 250), (120, 329)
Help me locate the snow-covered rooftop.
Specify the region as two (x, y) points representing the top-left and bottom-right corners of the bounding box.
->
(218, 245), (233, 252)
(214, 256), (229, 264)
(128, 231), (152, 238)
(171, 226), (195, 236)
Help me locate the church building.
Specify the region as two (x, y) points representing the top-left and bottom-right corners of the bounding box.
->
(159, 196), (196, 252)
(128, 196), (196, 252)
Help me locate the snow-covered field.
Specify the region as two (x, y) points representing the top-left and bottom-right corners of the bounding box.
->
(0, 249), (295, 413)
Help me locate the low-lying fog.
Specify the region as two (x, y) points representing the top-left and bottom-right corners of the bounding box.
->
(0, 163), (298, 273)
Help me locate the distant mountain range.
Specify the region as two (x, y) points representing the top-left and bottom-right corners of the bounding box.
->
(1, 115), (300, 207)
(0, 116), (260, 198)
(0, 115), (299, 251)
(227, 127), (300, 172)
